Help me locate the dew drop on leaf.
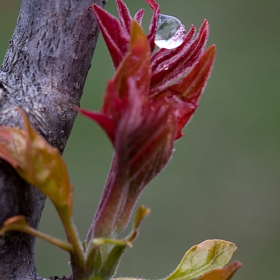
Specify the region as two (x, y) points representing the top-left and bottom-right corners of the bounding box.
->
(155, 14), (187, 49)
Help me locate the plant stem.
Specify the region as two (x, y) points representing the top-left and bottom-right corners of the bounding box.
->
(2, 224), (73, 252)
(60, 213), (86, 279)
(86, 156), (129, 243)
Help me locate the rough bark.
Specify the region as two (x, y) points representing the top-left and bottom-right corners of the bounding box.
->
(0, 0), (106, 279)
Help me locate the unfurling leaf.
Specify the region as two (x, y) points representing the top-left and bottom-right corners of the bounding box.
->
(133, 205), (151, 232)
(0, 109), (73, 217)
(197, 261), (242, 280)
(165, 240), (237, 280)
(84, 0), (216, 244)
(127, 205), (150, 243)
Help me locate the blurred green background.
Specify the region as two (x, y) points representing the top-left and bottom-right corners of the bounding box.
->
(1, 0), (280, 279)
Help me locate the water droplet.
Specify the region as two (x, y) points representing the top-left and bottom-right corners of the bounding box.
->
(155, 14), (187, 49)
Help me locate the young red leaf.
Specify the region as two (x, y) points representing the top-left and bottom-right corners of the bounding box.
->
(154, 44), (216, 139)
(83, 0), (216, 247)
(114, 20), (151, 99)
(92, 4), (130, 68)
(150, 20), (210, 93)
(168, 44), (217, 104)
(83, 21), (177, 241)
(151, 24), (196, 71)
(81, 108), (116, 143)
(134, 8), (145, 25)
(116, 0), (132, 34)
(145, 0), (160, 51)
(80, 20), (151, 145)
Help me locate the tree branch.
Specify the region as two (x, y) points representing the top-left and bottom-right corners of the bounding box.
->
(0, 0), (106, 279)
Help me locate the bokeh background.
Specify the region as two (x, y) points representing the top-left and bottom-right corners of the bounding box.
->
(1, 0), (280, 279)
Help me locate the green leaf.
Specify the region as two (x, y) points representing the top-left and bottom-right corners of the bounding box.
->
(85, 246), (102, 277)
(197, 261), (242, 280)
(99, 241), (127, 279)
(0, 109), (73, 217)
(85, 206), (150, 279)
(165, 240), (237, 280)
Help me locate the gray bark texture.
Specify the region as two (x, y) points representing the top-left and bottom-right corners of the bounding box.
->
(0, 0), (106, 279)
